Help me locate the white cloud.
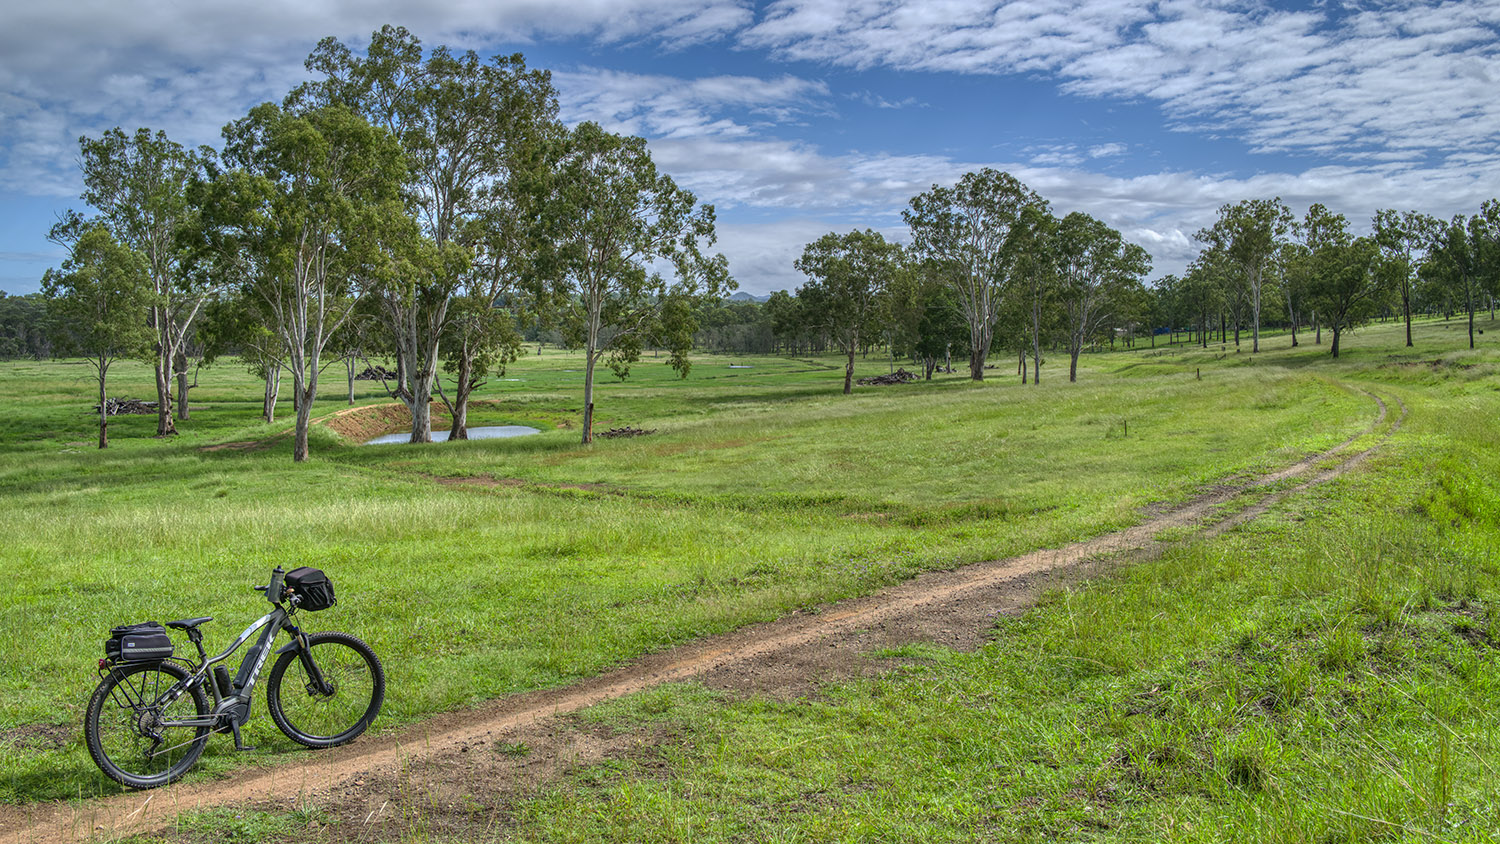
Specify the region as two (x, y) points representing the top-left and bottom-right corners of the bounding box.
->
(847, 90), (924, 109)
(642, 123), (1500, 290)
(741, 0), (1500, 161)
(553, 68), (830, 141)
(0, 0), (753, 197)
(5, 0), (1498, 301)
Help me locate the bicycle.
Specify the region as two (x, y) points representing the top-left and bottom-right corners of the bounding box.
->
(83, 566), (385, 789)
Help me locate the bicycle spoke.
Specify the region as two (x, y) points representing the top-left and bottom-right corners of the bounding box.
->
(86, 663), (210, 788)
(268, 633), (383, 748)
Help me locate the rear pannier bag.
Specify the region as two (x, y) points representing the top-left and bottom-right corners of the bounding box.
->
(286, 566), (336, 611)
(105, 621), (174, 662)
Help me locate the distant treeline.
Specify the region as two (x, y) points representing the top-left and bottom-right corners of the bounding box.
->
(0, 293), (51, 359)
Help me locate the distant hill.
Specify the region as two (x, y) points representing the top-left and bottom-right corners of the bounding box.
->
(727, 291), (771, 303)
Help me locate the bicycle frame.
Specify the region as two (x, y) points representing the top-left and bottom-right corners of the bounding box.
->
(106, 600), (325, 753)
(209, 606), (289, 704)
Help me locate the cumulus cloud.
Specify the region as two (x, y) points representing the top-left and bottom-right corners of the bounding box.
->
(643, 124), (1500, 292)
(553, 68), (830, 141)
(0, 0), (753, 196)
(846, 90), (924, 109)
(5, 0), (1497, 299)
(741, 0), (1500, 160)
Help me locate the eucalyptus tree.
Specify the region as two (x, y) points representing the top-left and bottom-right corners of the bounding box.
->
(912, 279), (968, 379)
(1372, 209), (1439, 347)
(435, 144), (549, 439)
(300, 26), (560, 442)
(199, 291), (285, 422)
(437, 288), (524, 438)
(904, 169), (1047, 380)
(1180, 250), (1230, 347)
(764, 290), (806, 353)
(1054, 212), (1150, 382)
(1300, 206), (1389, 358)
(212, 102), (410, 461)
(1009, 205), (1059, 384)
(795, 229), (902, 394)
(1145, 276), (1177, 347)
(533, 122), (730, 443)
(1196, 198), (1293, 353)
(42, 226), (155, 448)
(1274, 240), (1308, 347)
(1223, 263), (1252, 346)
(1111, 274), (1155, 349)
(1427, 210), (1493, 349)
(885, 256), (968, 379)
(53, 128), (210, 435)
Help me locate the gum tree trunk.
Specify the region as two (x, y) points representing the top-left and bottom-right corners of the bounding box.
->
(174, 349), (191, 420)
(447, 355), (473, 441)
(263, 364), (280, 423)
(1031, 297), (1043, 385)
(582, 354), (597, 444)
(293, 381), (315, 462)
(97, 365), (109, 449)
(1250, 266), (1262, 353)
(152, 357), (176, 436)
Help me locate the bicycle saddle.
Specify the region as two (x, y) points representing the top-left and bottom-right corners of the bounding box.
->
(166, 616), (213, 630)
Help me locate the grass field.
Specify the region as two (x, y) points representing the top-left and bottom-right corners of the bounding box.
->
(4, 315), (1500, 842)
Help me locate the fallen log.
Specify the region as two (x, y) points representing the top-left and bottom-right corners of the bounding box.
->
(598, 426), (657, 438)
(856, 368), (917, 386)
(354, 366), (397, 381)
(93, 397), (159, 416)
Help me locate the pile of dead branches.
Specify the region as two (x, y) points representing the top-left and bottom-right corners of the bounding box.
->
(354, 365), (397, 381)
(857, 368), (916, 386)
(94, 397), (158, 416)
(598, 426), (657, 438)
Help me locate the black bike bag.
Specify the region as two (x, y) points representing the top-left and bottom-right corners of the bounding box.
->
(105, 621), (174, 662)
(285, 567), (337, 611)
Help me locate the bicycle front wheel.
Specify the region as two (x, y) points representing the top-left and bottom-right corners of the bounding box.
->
(84, 660), (210, 789)
(267, 631), (384, 748)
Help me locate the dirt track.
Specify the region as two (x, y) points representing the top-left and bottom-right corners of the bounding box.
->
(1, 386), (1406, 844)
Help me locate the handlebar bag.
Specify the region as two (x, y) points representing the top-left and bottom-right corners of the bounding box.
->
(286, 566), (337, 611)
(105, 621), (174, 662)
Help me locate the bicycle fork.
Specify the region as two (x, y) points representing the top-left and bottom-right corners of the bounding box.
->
(282, 626), (334, 697)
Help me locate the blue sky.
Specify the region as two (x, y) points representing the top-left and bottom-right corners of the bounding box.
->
(3, 0), (1498, 296)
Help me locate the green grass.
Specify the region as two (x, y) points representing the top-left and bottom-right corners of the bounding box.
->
(435, 319), (1498, 844)
(493, 424), (1500, 844)
(4, 314), (1500, 842)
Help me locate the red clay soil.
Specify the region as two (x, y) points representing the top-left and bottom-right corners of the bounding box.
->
(200, 403), (450, 452)
(317, 403), (451, 443)
(0, 388), (1405, 844)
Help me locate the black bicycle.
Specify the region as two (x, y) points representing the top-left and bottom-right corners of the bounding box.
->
(84, 566), (385, 789)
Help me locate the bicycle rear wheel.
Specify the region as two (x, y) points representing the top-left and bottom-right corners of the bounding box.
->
(266, 631), (384, 748)
(84, 661), (210, 789)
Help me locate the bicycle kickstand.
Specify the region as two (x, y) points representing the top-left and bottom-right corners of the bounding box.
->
(228, 719), (256, 752)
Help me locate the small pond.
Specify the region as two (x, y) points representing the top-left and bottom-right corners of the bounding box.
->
(365, 425), (540, 446)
